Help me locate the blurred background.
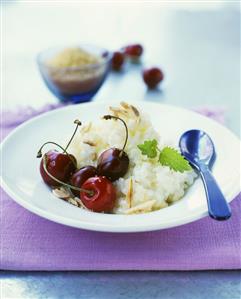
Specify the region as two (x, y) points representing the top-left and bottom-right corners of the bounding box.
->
(2, 1), (240, 135)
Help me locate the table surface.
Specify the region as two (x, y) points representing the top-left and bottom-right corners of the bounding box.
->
(1, 2), (240, 299)
(1, 270), (241, 299)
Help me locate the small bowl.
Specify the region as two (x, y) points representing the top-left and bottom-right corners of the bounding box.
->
(37, 45), (111, 104)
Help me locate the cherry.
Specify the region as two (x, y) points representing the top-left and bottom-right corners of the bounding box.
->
(124, 44), (143, 58)
(143, 67), (164, 89)
(70, 166), (97, 197)
(80, 176), (116, 213)
(97, 148), (129, 181)
(37, 120), (81, 187)
(111, 51), (125, 70)
(40, 149), (76, 187)
(97, 115), (129, 181)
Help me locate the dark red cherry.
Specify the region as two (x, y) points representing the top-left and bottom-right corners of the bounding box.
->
(40, 150), (76, 187)
(124, 44), (143, 57)
(97, 115), (129, 181)
(143, 67), (164, 89)
(111, 51), (125, 70)
(97, 148), (129, 181)
(80, 176), (116, 212)
(70, 166), (97, 197)
(37, 120), (81, 187)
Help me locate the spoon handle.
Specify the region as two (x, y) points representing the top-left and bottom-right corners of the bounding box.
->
(200, 167), (231, 220)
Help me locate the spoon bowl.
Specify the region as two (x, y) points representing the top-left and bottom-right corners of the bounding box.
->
(179, 130), (216, 169)
(179, 130), (231, 221)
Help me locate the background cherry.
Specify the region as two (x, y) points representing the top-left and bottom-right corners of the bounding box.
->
(143, 67), (164, 89)
(124, 44), (143, 58)
(111, 51), (125, 70)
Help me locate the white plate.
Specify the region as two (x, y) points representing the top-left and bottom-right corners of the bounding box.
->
(1, 101), (240, 232)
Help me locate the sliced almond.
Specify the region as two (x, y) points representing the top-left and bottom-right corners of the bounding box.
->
(68, 198), (78, 206)
(126, 178), (133, 208)
(109, 106), (128, 117)
(83, 140), (96, 146)
(130, 105), (140, 117)
(52, 186), (72, 199)
(74, 197), (89, 210)
(120, 102), (139, 118)
(125, 200), (156, 215)
(120, 101), (130, 109)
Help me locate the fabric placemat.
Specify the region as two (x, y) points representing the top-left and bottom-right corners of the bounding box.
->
(0, 105), (240, 271)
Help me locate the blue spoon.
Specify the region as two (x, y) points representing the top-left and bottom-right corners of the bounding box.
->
(179, 130), (231, 221)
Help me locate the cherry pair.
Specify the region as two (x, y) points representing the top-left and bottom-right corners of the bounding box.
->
(112, 44), (143, 70)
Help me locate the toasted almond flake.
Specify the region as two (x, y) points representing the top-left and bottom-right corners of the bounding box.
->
(74, 197), (89, 210)
(130, 105), (140, 117)
(52, 187), (89, 209)
(109, 106), (128, 117)
(125, 200), (156, 215)
(120, 101), (130, 109)
(120, 102), (139, 118)
(68, 198), (78, 206)
(83, 140), (96, 146)
(52, 187), (72, 199)
(126, 178), (133, 208)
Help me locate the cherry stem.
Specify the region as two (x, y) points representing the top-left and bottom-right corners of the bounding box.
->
(64, 119), (82, 152)
(103, 115), (128, 156)
(37, 142), (68, 158)
(42, 155), (94, 196)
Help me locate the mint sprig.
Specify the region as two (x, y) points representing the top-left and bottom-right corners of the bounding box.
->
(137, 139), (192, 173)
(158, 146), (192, 172)
(137, 139), (158, 158)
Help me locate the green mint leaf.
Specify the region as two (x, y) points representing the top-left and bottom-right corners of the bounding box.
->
(137, 139), (158, 158)
(158, 147), (192, 172)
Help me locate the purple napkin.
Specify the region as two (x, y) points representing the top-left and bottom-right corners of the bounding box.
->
(1, 105), (240, 271)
